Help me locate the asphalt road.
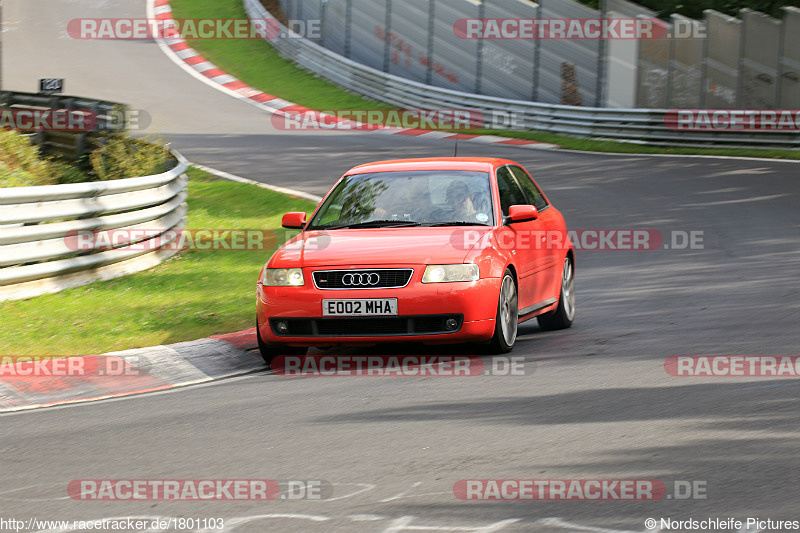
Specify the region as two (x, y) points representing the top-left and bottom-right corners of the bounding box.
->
(2, 1), (799, 532)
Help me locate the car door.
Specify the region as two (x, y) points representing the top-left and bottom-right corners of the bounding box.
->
(509, 165), (560, 271)
(495, 166), (549, 310)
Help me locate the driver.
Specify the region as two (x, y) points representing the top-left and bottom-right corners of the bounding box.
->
(446, 180), (477, 221)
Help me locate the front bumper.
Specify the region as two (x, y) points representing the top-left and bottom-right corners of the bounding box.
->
(257, 271), (500, 346)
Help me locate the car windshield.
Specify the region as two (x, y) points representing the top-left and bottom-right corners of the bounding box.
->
(307, 170), (494, 230)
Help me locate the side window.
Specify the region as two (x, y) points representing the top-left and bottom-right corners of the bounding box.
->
(496, 167), (528, 216)
(510, 166), (548, 212)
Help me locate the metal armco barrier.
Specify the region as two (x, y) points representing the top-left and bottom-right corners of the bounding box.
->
(245, 0), (799, 148)
(0, 91), (127, 158)
(0, 151), (190, 301)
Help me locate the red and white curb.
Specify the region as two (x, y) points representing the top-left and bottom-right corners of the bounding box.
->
(0, 329), (261, 412)
(147, 0), (555, 150)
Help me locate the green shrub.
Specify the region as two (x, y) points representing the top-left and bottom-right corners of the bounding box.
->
(0, 131), (169, 187)
(53, 160), (93, 184)
(89, 137), (169, 181)
(0, 130), (59, 187)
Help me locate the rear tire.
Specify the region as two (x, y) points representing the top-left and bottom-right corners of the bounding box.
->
(488, 270), (518, 354)
(257, 322), (307, 366)
(537, 255), (575, 331)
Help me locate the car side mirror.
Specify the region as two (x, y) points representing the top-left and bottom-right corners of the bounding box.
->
(504, 205), (538, 225)
(282, 212), (307, 229)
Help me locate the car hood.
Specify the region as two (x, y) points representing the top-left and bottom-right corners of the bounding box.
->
(270, 227), (494, 267)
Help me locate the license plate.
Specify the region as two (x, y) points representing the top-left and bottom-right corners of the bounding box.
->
(322, 298), (398, 316)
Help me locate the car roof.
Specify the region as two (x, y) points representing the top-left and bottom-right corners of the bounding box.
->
(346, 157), (514, 175)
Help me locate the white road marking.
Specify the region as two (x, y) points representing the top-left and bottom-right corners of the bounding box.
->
(0, 482), (72, 502)
(538, 517), (651, 533)
(382, 516), (521, 532)
(349, 514), (388, 521)
(326, 482), (377, 501)
(192, 163), (323, 203)
(380, 481), (424, 502)
(213, 514), (330, 531)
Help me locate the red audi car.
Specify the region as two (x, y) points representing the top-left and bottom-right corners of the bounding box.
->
(256, 157), (574, 364)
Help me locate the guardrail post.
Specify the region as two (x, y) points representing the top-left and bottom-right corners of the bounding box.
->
(475, 0), (485, 94)
(425, 0), (436, 85)
(319, 0), (328, 48)
(29, 131), (47, 154)
(344, 0), (353, 58)
(666, 17), (676, 108)
(382, 0), (393, 73)
(736, 8), (746, 108)
(532, 0), (542, 101)
(595, 0), (608, 107)
(775, 8), (786, 108)
(91, 102), (102, 131)
(699, 11), (709, 108)
(76, 133), (87, 158)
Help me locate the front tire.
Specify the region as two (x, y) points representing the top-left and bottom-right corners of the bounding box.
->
(257, 322), (307, 366)
(488, 270), (518, 354)
(537, 255), (575, 331)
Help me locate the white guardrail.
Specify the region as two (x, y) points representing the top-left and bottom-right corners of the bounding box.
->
(0, 151), (189, 301)
(245, 0), (799, 149)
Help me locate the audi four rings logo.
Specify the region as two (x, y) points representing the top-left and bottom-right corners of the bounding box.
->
(342, 272), (381, 286)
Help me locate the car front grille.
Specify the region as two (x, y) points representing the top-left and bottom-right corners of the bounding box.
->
(269, 314), (463, 337)
(312, 269), (414, 290)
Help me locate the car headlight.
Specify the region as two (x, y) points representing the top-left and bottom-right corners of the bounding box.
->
(261, 268), (304, 286)
(422, 264), (480, 283)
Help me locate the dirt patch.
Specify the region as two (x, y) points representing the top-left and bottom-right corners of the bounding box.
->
(259, 0), (289, 27)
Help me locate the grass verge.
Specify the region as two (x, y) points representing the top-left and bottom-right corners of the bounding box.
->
(0, 168), (316, 356)
(170, 0), (799, 160)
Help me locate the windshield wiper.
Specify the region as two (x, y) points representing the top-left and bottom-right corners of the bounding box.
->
(316, 220), (423, 230)
(426, 221), (491, 227)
